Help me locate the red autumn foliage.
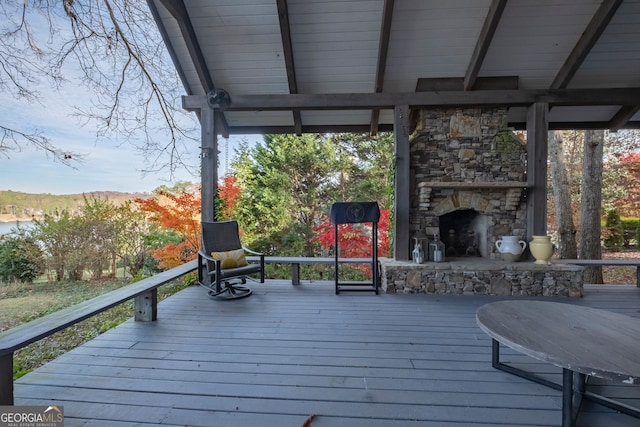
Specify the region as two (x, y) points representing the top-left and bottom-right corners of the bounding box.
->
(312, 209), (391, 277)
(218, 175), (242, 219)
(136, 190), (201, 269)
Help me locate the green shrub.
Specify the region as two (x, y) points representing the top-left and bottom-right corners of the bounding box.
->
(0, 230), (45, 283)
(622, 217), (640, 230)
(603, 209), (625, 251)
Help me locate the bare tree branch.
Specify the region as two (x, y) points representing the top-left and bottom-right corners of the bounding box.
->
(0, 0), (198, 179)
(0, 124), (80, 167)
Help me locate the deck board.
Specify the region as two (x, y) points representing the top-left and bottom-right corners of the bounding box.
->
(13, 281), (640, 426)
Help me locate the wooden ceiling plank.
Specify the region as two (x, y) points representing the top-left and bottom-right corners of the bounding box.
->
(417, 77), (518, 92)
(370, 0), (395, 135)
(276, 0), (302, 135)
(549, 0), (624, 90)
(463, 0), (508, 91)
(158, 0), (214, 92)
(158, 0), (230, 136)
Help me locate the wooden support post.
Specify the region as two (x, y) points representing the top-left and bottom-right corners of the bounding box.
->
(291, 264), (301, 286)
(394, 105), (411, 261)
(526, 102), (549, 239)
(201, 105), (218, 223)
(134, 289), (158, 322)
(0, 352), (13, 405)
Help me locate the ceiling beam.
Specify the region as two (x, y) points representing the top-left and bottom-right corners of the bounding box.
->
(276, 0), (302, 135)
(184, 88), (640, 112)
(370, 0), (395, 135)
(609, 105), (640, 131)
(549, 0), (623, 90)
(157, 0), (230, 136)
(227, 124), (394, 134)
(146, 0), (191, 96)
(212, 119), (640, 136)
(548, 0), (636, 127)
(464, 0), (508, 91)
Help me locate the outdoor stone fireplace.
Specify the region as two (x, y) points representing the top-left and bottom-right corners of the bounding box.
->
(379, 107), (583, 296)
(413, 107), (527, 252)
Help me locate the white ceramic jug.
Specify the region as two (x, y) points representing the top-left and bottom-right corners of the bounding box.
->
(495, 236), (526, 261)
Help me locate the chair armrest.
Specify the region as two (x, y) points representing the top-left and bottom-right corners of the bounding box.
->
(198, 250), (220, 264)
(242, 246), (264, 257)
(242, 247), (265, 283)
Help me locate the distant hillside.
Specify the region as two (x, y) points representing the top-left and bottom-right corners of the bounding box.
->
(0, 190), (152, 221)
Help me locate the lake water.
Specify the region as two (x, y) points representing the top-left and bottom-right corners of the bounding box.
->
(0, 221), (35, 235)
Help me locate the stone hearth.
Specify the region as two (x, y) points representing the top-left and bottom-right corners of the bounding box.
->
(379, 258), (584, 297)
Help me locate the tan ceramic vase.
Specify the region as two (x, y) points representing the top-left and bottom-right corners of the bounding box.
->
(529, 235), (553, 264)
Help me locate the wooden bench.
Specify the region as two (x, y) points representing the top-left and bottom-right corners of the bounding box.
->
(0, 259), (198, 405)
(476, 300), (640, 427)
(552, 259), (640, 286)
(247, 256), (372, 285)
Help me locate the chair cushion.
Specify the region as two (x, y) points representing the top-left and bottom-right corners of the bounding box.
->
(211, 249), (248, 269)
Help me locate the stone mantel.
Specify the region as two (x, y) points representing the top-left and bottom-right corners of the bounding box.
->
(378, 257), (584, 297)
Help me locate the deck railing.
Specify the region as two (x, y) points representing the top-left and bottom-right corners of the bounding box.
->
(0, 259), (198, 405)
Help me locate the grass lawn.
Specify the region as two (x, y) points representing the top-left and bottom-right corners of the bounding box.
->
(0, 275), (191, 379)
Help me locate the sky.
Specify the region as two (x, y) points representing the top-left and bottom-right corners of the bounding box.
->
(0, 85), (262, 195)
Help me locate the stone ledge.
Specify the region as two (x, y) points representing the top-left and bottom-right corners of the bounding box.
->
(379, 257), (584, 297)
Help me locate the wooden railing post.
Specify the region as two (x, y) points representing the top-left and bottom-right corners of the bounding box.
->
(134, 289), (158, 322)
(1, 352), (13, 405)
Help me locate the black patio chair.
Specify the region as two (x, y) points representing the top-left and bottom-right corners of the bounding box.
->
(197, 220), (265, 300)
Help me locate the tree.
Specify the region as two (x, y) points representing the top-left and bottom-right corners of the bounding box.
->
(80, 196), (119, 279)
(0, 1), (196, 176)
(230, 133), (395, 258)
(600, 131), (640, 214)
(331, 133), (395, 209)
(33, 210), (85, 281)
(549, 131), (577, 258)
(312, 209), (392, 277)
(218, 175), (242, 220)
(136, 187), (201, 269)
(232, 134), (341, 256)
(580, 130), (604, 284)
(615, 153), (640, 215)
(111, 201), (151, 277)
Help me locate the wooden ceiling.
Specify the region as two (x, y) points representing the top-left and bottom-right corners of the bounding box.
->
(148, 0), (640, 136)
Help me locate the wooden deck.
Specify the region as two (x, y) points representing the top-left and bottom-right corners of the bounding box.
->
(14, 281), (640, 427)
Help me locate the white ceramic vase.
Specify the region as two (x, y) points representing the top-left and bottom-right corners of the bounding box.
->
(495, 235), (527, 262)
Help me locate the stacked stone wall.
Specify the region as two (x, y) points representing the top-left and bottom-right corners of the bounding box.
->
(379, 258), (584, 297)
